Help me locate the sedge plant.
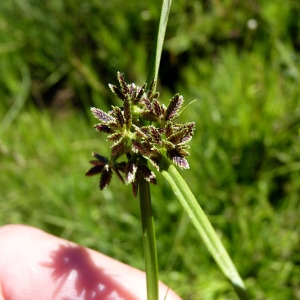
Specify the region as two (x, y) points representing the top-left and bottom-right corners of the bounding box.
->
(86, 0), (249, 299)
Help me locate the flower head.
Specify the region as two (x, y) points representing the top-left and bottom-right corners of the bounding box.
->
(86, 72), (195, 196)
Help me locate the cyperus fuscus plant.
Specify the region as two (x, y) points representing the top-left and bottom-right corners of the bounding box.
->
(86, 0), (249, 299)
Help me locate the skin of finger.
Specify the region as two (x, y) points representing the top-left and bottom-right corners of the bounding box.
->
(0, 224), (181, 300)
(0, 281), (4, 300)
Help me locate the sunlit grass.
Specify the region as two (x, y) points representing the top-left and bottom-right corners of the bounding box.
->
(1, 47), (299, 298)
(0, 0), (300, 299)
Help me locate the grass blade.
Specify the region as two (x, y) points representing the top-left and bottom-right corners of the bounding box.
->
(161, 158), (250, 299)
(146, 0), (172, 88)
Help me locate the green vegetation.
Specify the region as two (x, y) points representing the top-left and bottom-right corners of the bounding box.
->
(1, 1), (299, 299)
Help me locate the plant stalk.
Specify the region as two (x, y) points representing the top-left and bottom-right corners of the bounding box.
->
(140, 1), (171, 299)
(139, 177), (159, 300)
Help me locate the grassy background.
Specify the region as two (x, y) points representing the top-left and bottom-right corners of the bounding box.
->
(1, 0), (300, 299)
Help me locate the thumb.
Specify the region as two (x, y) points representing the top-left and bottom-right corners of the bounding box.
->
(0, 224), (181, 300)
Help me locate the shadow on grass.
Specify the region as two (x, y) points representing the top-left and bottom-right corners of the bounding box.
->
(40, 244), (138, 300)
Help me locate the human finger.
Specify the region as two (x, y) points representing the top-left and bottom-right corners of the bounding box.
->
(0, 224), (181, 300)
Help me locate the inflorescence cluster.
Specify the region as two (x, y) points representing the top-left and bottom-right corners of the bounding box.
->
(86, 72), (195, 196)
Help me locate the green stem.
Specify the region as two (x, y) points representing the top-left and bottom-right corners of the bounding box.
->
(139, 1), (172, 299)
(139, 177), (159, 300)
(160, 157), (250, 300)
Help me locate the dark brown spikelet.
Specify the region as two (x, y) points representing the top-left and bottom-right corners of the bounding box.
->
(165, 121), (173, 138)
(91, 107), (115, 123)
(117, 72), (129, 95)
(179, 122), (196, 144)
(165, 94), (184, 121)
(168, 122), (195, 144)
(172, 156), (189, 169)
(94, 124), (112, 133)
(168, 129), (187, 144)
(176, 147), (190, 157)
(111, 140), (126, 157)
(134, 125), (149, 139)
(111, 106), (125, 126)
(134, 83), (146, 104)
(139, 164), (157, 184)
(108, 84), (125, 101)
(107, 131), (123, 142)
(149, 126), (161, 145)
(123, 96), (132, 128)
(100, 166), (113, 189)
(141, 97), (152, 112)
(152, 99), (164, 117)
(86, 153), (108, 176)
(85, 165), (104, 176)
(125, 162), (138, 184)
(132, 140), (153, 157)
(147, 150), (162, 170)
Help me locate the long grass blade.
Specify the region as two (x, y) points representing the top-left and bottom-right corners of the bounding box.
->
(146, 0), (172, 89)
(161, 158), (250, 300)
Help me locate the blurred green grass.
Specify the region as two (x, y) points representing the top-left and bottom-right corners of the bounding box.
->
(1, 1), (300, 299)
